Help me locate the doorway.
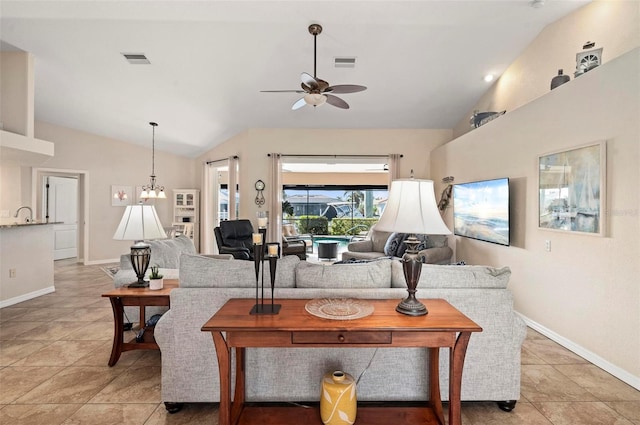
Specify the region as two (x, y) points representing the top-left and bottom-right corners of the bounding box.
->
(32, 168), (89, 264)
(44, 176), (78, 260)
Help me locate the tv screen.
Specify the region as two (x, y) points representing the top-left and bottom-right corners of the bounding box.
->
(453, 177), (510, 246)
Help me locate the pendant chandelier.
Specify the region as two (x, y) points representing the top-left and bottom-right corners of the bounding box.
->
(140, 122), (166, 199)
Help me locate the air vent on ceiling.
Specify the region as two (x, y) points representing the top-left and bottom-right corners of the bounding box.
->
(334, 57), (356, 68)
(122, 53), (150, 65)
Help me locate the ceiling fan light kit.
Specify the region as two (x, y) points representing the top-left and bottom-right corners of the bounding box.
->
(304, 93), (327, 106)
(261, 23), (367, 110)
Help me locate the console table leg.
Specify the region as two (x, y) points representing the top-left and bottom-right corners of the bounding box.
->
(449, 332), (471, 425)
(428, 347), (445, 425)
(231, 347), (246, 423)
(213, 332), (231, 425)
(108, 297), (124, 367)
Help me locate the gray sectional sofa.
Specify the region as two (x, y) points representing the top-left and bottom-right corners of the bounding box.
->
(154, 254), (526, 413)
(341, 226), (453, 264)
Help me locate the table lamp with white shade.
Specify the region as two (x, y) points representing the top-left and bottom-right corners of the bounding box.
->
(113, 203), (167, 287)
(375, 178), (452, 316)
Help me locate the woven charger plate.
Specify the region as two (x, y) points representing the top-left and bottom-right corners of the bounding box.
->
(305, 298), (374, 320)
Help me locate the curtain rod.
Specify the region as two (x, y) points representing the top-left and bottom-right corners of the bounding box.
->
(267, 154), (402, 158)
(206, 155), (238, 165)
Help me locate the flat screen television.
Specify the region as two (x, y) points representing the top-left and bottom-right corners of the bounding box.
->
(453, 177), (510, 246)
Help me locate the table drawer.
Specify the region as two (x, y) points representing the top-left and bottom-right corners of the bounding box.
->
(292, 331), (391, 345)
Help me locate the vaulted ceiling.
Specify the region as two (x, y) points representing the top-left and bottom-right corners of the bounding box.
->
(1, 1), (589, 157)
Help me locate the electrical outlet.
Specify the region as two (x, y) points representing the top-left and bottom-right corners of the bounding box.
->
(0, 210), (9, 218)
(9, 268), (16, 278)
(545, 240), (551, 252)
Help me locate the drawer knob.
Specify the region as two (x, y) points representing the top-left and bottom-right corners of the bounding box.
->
(338, 334), (345, 342)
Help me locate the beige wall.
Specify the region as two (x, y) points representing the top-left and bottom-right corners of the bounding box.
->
(453, 0), (640, 138)
(32, 122), (198, 263)
(0, 52), (34, 137)
(197, 128), (452, 227)
(432, 49), (640, 386)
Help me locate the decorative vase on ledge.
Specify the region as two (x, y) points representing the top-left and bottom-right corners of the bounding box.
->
(320, 370), (357, 425)
(550, 69), (570, 90)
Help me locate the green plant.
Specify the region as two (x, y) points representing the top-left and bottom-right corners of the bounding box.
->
(282, 200), (294, 218)
(149, 265), (163, 279)
(296, 215), (328, 235)
(329, 218), (377, 235)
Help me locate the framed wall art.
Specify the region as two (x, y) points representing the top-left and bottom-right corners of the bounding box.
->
(111, 185), (132, 207)
(538, 141), (606, 236)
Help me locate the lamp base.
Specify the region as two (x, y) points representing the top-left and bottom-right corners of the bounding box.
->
(397, 235), (428, 316)
(396, 296), (428, 316)
(130, 241), (151, 288)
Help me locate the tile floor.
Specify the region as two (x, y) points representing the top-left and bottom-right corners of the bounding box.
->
(0, 259), (638, 424)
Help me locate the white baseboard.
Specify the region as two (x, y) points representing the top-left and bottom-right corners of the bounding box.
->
(85, 258), (120, 266)
(0, 286), (56, 308)
(518, 312), (640, 391)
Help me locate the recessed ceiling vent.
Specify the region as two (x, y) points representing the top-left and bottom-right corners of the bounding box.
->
(122, 53), (150, 65)
(334, 57), (356, 68)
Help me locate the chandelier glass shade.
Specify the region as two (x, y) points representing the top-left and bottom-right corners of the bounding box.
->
(140, 122), (166, 199)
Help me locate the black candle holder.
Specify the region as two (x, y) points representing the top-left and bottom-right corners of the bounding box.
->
(250, 241), (281, 315)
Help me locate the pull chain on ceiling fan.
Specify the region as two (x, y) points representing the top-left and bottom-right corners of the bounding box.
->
(261, 24), (367, 110)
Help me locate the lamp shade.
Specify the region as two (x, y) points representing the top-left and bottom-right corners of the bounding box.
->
(375, 179), (451, 235)
(113, 204), (167, 241)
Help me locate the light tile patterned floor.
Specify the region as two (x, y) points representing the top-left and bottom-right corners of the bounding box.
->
(0, 259), (638, 424)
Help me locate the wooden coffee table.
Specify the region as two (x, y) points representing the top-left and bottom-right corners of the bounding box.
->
(201, 298), (482, 425)
(102, 279), (178, 366)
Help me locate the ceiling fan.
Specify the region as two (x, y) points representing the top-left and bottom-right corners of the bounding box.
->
(261, 24), (367, 110)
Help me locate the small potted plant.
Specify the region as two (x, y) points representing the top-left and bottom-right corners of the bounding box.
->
(149, 265), (164, 290)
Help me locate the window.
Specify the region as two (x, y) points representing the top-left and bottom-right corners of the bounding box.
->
(283, 185), (388, 235)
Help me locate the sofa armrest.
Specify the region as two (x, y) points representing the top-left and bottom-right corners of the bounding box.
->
(418, 246), (453, 265)
(346, 240), (374, 252)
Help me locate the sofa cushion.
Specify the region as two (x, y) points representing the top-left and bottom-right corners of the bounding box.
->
(390, 261), (511, 289)
(179, 253), (299, 288)
(295, 259), (392, 289)
(369, 226), (392, 253)
(422, 235), (448, 249)
(148, 235), (196, 269)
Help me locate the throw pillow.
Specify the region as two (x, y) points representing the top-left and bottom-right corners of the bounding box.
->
(383, 233), (406, 257)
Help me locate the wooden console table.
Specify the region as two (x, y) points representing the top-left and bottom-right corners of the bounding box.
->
(201, 298), (482, 425)
(102, 279), (178, 366)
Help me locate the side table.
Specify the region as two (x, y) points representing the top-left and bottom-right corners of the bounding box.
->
(102, 279), (178, 366)
(317, 241), (338, 260)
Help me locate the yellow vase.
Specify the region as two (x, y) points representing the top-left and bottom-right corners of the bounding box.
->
(320, 371), (357, 425)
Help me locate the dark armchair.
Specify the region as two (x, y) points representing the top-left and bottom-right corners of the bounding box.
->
(214, 219), (255, 260)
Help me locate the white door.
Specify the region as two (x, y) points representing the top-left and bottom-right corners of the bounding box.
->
(46, 176), (78, 260)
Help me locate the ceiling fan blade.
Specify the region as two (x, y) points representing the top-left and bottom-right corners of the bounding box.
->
(292, 97), (307, 110)
(325, 94), (349, 109)
(325, 84), (367, 94)
(301, 72), (319, 90)
(261, 90), (305, 93)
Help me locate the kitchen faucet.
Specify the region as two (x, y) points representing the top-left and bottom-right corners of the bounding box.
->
(14, 206), (33, 223)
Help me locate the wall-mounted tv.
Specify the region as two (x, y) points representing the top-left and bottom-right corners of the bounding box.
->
(453, 177), (510, 246)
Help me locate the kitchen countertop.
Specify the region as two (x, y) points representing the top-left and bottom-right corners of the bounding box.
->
(0, 221), (62, 229)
